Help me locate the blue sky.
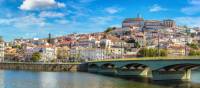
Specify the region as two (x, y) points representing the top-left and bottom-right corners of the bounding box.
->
(0, 0), (200, 41)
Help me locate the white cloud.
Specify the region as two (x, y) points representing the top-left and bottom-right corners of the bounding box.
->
(89, 16), (115, 25)
(55, 19), (69, 24)
(110, 24), (121, 27)
(39, 11), (65, 18)
(189, 0), (200, 5)
(19, 0), (66, 11)
(149, 4), (167, 12)
(181, 6), (200, 15)
(105, 7), (121, 14)
(0, 15), (46, 28)
(175, 16), (200, 27)
(181, 0), (200, 15)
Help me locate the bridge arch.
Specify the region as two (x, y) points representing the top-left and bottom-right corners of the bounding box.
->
(101, 63), (115, 69)
(155, 63), (200, 71)
(88, 64), (99, 68)
(119, 63), (149, 70)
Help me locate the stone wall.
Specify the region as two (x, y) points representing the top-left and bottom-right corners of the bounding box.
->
(0, 63), (87, 72)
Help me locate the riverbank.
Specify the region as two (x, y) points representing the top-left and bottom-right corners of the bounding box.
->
(0, 62), (88, 72)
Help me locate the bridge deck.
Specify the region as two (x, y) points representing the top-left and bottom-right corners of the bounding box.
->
(88, 56), (200, 62)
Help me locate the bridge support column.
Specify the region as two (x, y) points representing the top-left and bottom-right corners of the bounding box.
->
(116, 68), (149, 77)
(152, 69), (191, 81)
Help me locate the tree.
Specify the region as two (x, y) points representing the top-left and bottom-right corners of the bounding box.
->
(57, 47), (69, 60)
(160, 49), (168, 56)
(104, 27), (116, 33)
(189, 50), (200, 56)
(31, 52), (42, 62)
(189, 50), (196, 56)
(187, 43), (199, 49)
(123, 31), (131, 35)
(137, 48), (167, 57)
(137, 48), (148, 57)
(12, 45), (22, 49)
(127, 38), (135, 43)
(134, 42), (141, 48)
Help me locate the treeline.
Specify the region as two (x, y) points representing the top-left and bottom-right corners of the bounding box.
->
(137, 48), (167, 57)
(187, 43), (200, 56)
(189, 50), (200, 56)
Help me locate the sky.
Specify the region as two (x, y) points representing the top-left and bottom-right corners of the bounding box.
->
(0, 0), (200, 41)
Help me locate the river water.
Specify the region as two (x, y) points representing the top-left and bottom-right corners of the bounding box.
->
(0, 70), (200, 88)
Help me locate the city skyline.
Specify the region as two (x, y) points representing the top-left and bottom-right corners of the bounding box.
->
(0, 0), (200, 41)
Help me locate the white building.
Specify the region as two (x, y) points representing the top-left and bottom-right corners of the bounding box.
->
(69, 47), (124, 61)
(69, 48), (107, 61)
(0, 42), (4, 62)
(100, 39), (113, 48)
(24, 44), (57, 62)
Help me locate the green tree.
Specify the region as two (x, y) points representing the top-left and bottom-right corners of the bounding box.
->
(57, 47), (69, 60)
(137, 48), (167, 57)
(126, 39), (140, 48)
(127, 38), (136, 43)
(187, 43), (199, 49)
(134, 42), (141, 48)
(189, 50), (200, 56)
(12, 45), (22, 49)
(31, 52), (42, 62)
(104, 27), (116, 33)
(160, 49), (168, 56)
(189, 50), (196, 56)
(137, 48), (148, 57)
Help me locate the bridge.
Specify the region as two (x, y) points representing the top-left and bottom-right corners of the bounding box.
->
(87, 57), (200, 81)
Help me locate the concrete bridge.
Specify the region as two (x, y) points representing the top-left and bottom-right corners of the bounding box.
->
(88, 59), (200, 81)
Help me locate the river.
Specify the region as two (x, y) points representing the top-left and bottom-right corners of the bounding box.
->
(0, 70), (200, 88)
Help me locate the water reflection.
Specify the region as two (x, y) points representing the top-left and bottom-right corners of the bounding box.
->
(0, 70), (200, 88)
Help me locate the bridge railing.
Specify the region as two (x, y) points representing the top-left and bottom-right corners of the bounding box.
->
(88, 56), (200, 62)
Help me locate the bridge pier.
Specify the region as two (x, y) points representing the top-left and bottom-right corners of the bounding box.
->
(116, 68), (149, 77)
(152, 69), (191, 81)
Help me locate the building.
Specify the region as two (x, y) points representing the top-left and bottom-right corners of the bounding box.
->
(167, 44), (188, 56)
(144, 20), (162, 30)
(0, 42), (4, 62)
(100, 38), (112, 49)
(69, 47), (105, 61)
(4, 47), (18, 61)
(163, 19), (176, 28)
(122, 14), (144, 28)
(69, 47), (125, 61)
(24, 43), (57, 62)
(122, 15), (177, 31)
